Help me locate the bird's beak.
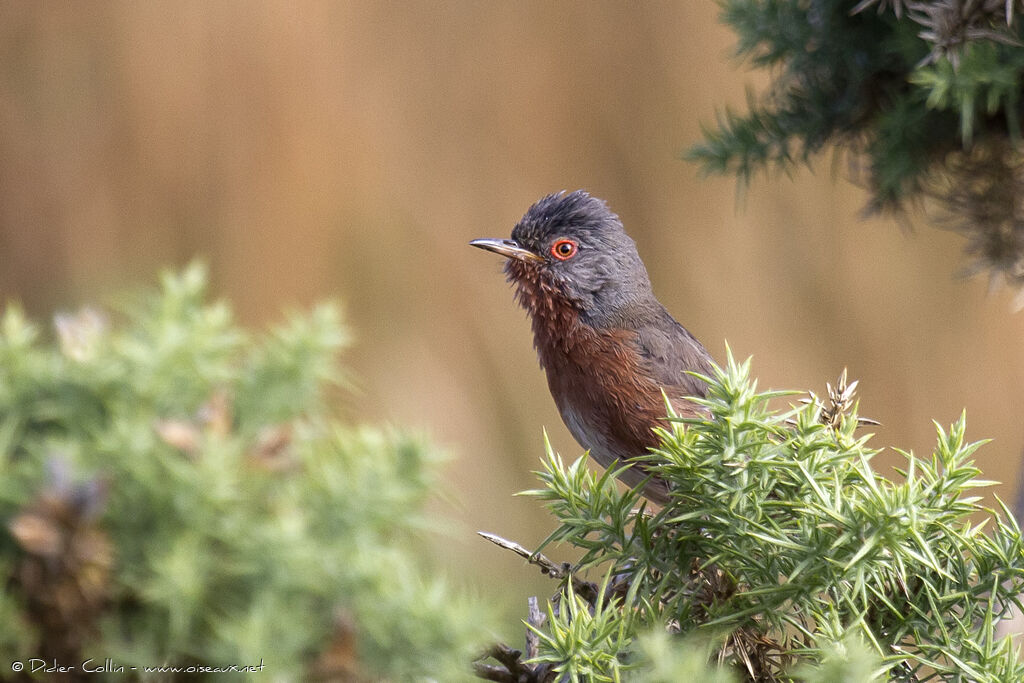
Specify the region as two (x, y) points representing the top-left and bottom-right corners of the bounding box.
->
(469, 238), (544, 263)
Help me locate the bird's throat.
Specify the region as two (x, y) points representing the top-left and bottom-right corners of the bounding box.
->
(506, 260), (587, 359)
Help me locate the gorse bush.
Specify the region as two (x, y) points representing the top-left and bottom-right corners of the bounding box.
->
(0, 263), (485, 681)
(477, 355), (1024, 682)
(690, 0), (1024, 293)
(4, 262), (1020, 682)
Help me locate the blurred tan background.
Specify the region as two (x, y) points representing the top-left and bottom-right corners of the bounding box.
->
(3, 2), (1024, 610)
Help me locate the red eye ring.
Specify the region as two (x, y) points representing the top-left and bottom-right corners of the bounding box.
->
(550, 239), (578, 261)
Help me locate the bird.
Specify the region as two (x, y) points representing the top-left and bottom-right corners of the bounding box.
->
(470, 190), (714, 504)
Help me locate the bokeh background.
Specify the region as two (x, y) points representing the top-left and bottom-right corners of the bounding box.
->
(3, 2), (1024, 611)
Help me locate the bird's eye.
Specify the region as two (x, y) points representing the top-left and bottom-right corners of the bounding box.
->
(550, 239), (578, 261)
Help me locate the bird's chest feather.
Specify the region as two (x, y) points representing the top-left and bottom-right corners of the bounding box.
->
(539, 323), (665, 451)
(510, 268), (666, 454)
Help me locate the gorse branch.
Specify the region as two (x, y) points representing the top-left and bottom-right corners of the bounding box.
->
(481, 352), (1024, 681)
(691, 0), (1024, 294)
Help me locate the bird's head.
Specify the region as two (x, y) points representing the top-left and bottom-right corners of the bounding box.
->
(470, 191), (654, 325)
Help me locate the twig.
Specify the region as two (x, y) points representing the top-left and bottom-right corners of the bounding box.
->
(474, 533), (596, 681)
(526, 596), (545, 660)
(477, 530), (597, 600)
(477, 531), (566, 577)
(473, 642), (555, 683)
(472, 662), (516, 682)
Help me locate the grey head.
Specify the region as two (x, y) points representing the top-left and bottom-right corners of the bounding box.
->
(471, 190), (657, 327)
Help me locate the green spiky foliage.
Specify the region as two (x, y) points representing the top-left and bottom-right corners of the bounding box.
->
(0, 264), (486, 681)
(690, 0), (1024, 291)
(477, 355), (1024, 682)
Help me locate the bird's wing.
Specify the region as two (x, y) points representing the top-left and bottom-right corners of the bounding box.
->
(632, 308), (714, 402)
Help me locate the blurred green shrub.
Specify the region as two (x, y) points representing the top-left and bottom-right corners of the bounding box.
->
(477, 355), (1024, 682)
(0, 263), (484, 680)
